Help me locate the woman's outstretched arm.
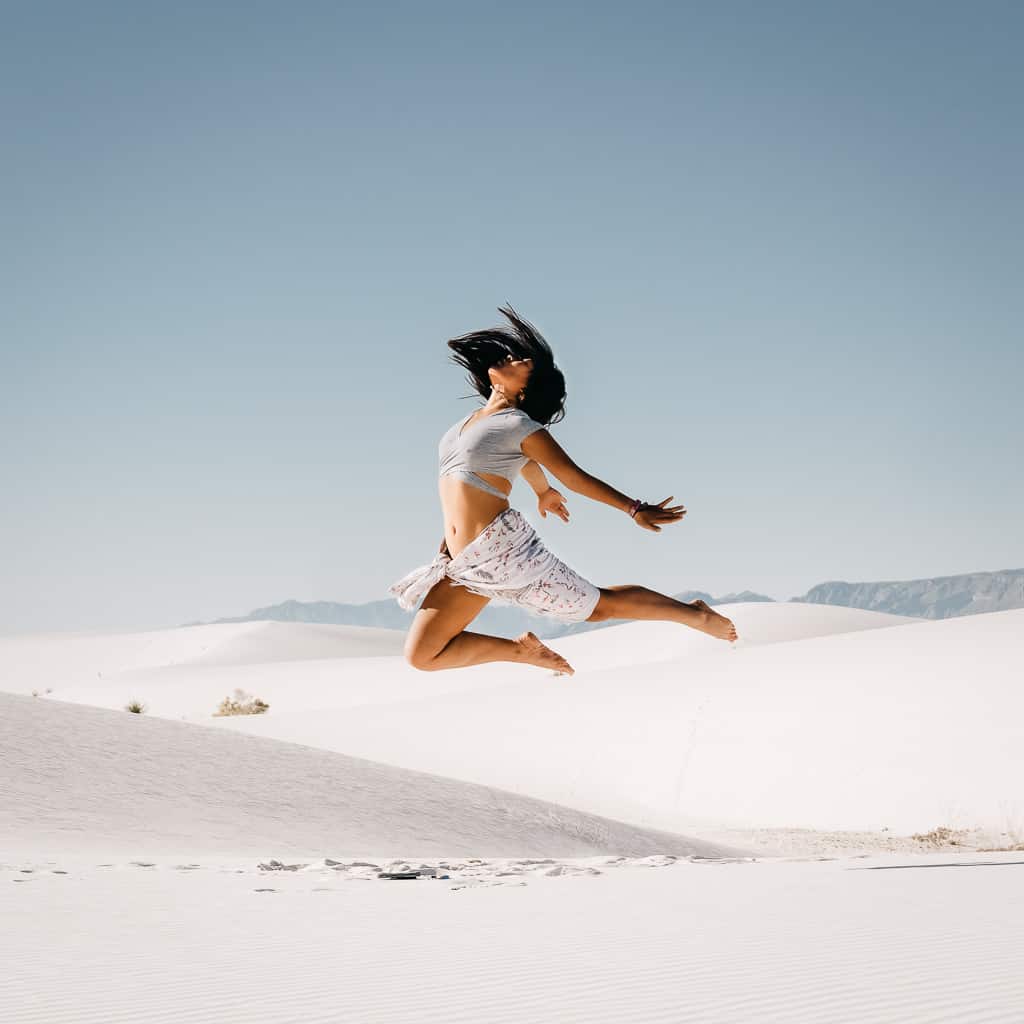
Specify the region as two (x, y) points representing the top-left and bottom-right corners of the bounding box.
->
(520, 430), (635, 512)
(521, 429), (686, 532)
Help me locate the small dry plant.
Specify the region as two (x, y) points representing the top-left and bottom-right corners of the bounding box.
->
(213, 687), (270, 717)
(910, 825), (968, 848)
(125, 700), (147, 714)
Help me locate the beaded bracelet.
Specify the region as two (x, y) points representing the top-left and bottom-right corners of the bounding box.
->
(627, 498), (644, 519)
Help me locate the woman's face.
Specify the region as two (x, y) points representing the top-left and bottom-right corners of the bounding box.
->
(488, 352), (533, 396)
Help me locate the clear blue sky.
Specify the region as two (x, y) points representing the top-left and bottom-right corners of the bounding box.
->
(2, 1), (1021, 634)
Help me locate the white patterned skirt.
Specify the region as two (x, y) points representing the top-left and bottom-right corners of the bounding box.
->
(388, 508), (601, 623)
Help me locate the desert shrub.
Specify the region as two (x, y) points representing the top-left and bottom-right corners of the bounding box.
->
(911, 826), (966, 847)
(125, 700), (147, 714)
(213, 687), (270, 717)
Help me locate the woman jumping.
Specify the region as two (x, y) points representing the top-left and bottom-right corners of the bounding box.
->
(389, 305), (738, 676)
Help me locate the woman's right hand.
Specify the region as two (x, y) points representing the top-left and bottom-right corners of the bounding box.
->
(537, 486), (570, 522)
(633, 496), (687, 532)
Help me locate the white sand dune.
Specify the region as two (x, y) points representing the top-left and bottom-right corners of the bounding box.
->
(0, 602), (902, 698)
(7, 605), (1021, 844)
(5, 603), (1024, 1024)
(178, 619), (407, 666)
(553, 601), (916, 672)
(4, 602), (912, 718)
(180, 607), (1022, 843)
(0, 620), (405, 694)
(0, 690), (737, 860)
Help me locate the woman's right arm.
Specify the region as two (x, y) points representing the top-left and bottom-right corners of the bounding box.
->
(520, 430), (635, 513)
(521, 429), (687, 532)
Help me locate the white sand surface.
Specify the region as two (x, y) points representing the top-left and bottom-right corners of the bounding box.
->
(4, 603), (1023, 1022)
(0, 690), (737, 860)
(4, 852), (1023, 1024)
(0, 619), (405, 693)
(5, 605), (1022, 846)
(551, 601), (916, 672)
(0, 603), (904, 714)
(2, 602), (917, 718)
(169, 608), (1023, 844)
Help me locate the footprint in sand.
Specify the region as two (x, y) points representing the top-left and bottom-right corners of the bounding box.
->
(258, 859), (305, 872)
(544, 865), (602, 877)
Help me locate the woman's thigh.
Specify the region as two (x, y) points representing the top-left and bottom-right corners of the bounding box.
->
(404, 576), (491, 665)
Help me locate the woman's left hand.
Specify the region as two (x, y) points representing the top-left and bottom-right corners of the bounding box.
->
(537, 487), (570, 522)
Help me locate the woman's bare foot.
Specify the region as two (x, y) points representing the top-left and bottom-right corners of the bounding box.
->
(690, 600), (738, 642)
(515, 631), (575, 675)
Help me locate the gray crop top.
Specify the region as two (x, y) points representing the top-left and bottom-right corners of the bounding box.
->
(438, 407), (546, 499)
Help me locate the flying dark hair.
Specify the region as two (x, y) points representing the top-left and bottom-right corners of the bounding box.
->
(446, 304), (567, 427)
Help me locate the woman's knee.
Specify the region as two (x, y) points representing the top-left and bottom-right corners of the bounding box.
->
(404, 580), (489, 668)
(404, 643), (439, 671)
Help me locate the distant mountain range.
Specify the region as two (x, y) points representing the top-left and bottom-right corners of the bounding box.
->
(187, 568), (1023, 640)
(792, 568), (1024, 620)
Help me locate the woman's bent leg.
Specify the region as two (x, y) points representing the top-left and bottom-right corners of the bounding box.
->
(587, 585), (738, 642)
(404, 577), (574, 672)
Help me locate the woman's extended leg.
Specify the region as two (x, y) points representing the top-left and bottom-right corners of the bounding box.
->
(586, 585), (738, 641)
(404, 576), (575, 673)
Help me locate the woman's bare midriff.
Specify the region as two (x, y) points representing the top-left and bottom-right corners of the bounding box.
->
(439, 473), (513, 560)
